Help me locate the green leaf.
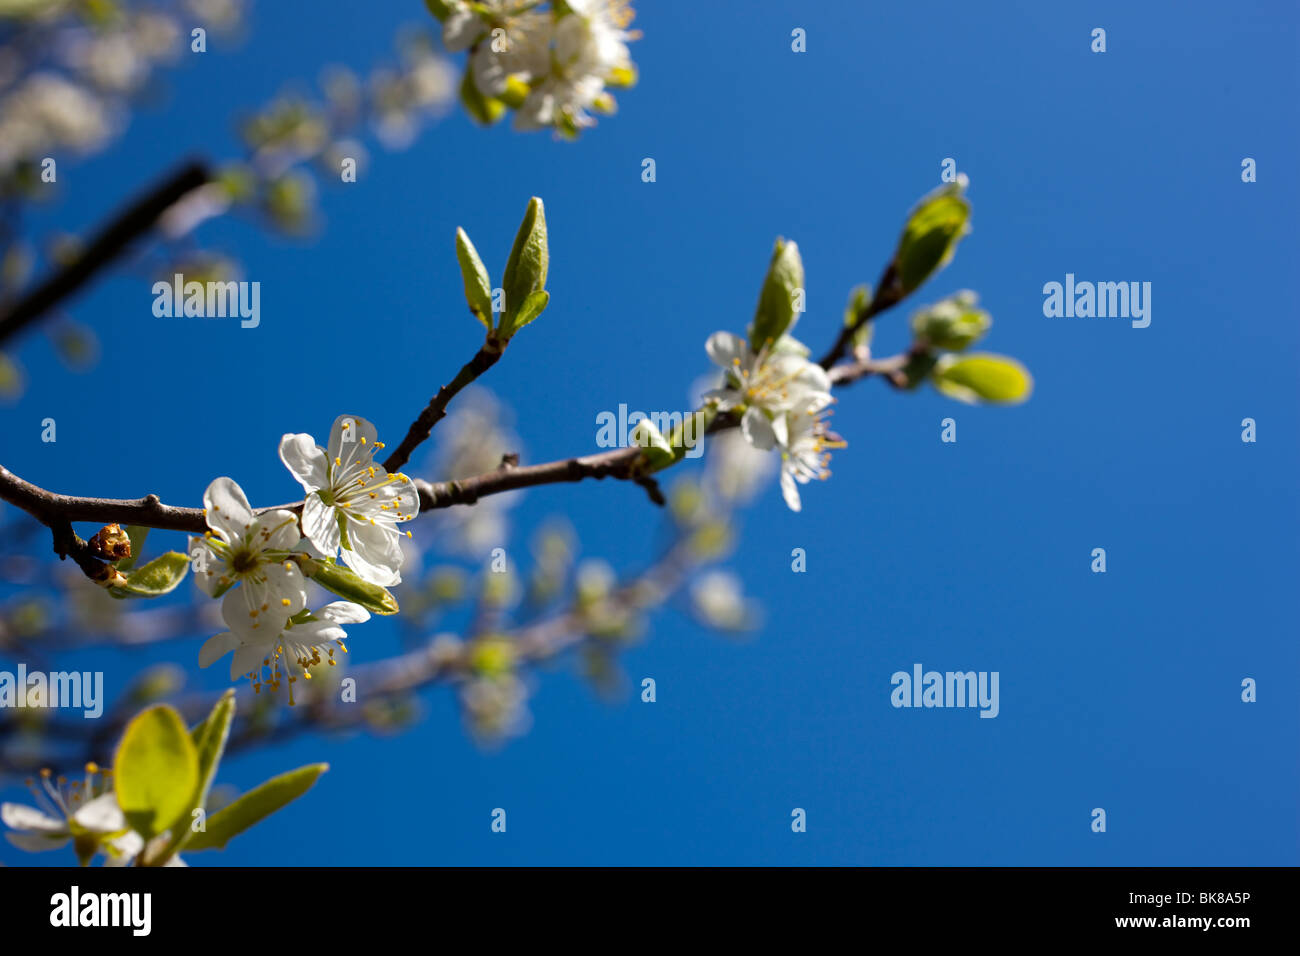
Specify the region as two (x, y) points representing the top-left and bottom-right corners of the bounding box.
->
(148, 690), (236, 863)
(843, 285), (870, 328)
(500, 197), (548, 336)
(113, 705), (200, 841)
(455, 227), (494, 330)
(108, 551), (189, 599)
(749, 238), (804, 350)
(509, 290), (549, 335)
(116, 525), (150, 572)
(844, 284), (873, 351)
(910, 291), (991, 351)
(190, 690), (235, 811)
(931, 352), (1032, 405)
(460, 70), (505, 126)
(310, 558), (399, 614)
(896, 177), (971, 294)
(185, 763), (328, 851)
(660, 408), (715, 470)
(631, 418), (675, 471)
(424, 0), (454, 20)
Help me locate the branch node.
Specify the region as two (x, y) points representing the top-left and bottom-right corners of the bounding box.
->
(633, 475), (666, 507)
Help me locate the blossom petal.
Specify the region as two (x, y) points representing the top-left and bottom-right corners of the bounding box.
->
(780, 468), (802, 512)
(365, 477), (420, 522)
(741, 407), (778, 451)
(278, 433), (329, 493)
(72, 793), (126, 833)
(198, 630), (237, 669)
(285, 620), (347, 649)
(203, 477), (255, 543)
(342, 519), (403, 586)
(328, 414), (379, 474)
(514, 88), (554, 130)
(701, 385), (741, 411)
(318, 601), (370, 625)
(771, 412), (790, 448)
(793, 361), (832, 397)
(472, 45), (512, 97)
(301, 493), (341, 557)
(187, 537), (225, 597)
(705, 331), (748, 371)
(1, 802), (63, 833)
(260, 559), (307, 615)
(251, 509), (303, 553)
(442, 6), (482, 52)
(220, 560), (304, 638)
(104, 830), (144, 865)
(230, 641), (269, 681)
(5, 830), (69, 852)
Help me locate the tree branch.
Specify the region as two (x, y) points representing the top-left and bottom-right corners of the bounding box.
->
(0, 160), (211, 346)
(827, 351), (908, 388)
(14, 530), (699, 770)
(817, 261), (903, 370)
(0, 346), (911, 542)
(381, 339), (506, 473)
(0, 447), (648, 537)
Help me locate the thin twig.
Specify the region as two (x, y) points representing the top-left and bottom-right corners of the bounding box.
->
(381, 340), (507, 473)
(817, 261), (903, 370)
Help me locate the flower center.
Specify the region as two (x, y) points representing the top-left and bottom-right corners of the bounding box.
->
(230, 549), (258, 574)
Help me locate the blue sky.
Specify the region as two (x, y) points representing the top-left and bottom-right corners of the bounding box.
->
(2, 0), (1297, 865)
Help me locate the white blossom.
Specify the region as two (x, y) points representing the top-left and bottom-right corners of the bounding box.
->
(0, 765), (152, 865)
(443, 0), (551, 98)
(691, 570), (757, 630)
(199, 601), (368, 702)
(187, 477), (307, 639)
(773, 393), (844, 512)
(279, 414), (418, 586)
(0, 72), (110, 173)
(515, 0), (637, 134)
(703, 330), (832, 451)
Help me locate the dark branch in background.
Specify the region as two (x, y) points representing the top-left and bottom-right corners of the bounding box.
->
(0, 160), (211, 346)
(12, 531), (697, 771)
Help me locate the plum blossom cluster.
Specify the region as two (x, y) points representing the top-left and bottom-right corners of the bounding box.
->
(699, 239), (843, 512)
(191, 415), (418, 702)
(432, 0), (640, 137)
(703, 331), (841, 512)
